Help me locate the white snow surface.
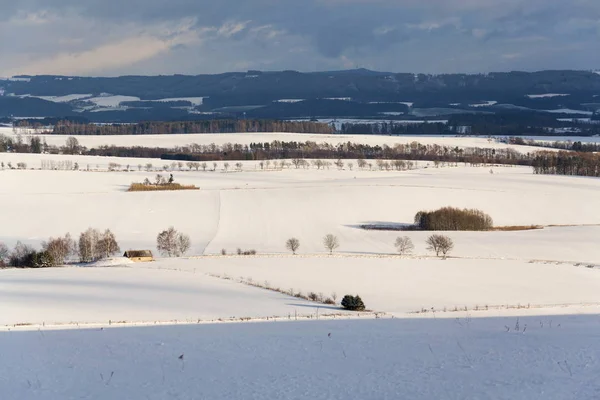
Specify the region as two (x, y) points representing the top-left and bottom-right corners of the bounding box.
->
(18, 94), (93, 103)
(2, 316), (599, 400)
(544, 108), (594, 115)
(527, 93), (570, 99)
(0, 267), (332, 327)
(469, 101), (497, 107)
(151, 97), (205, 106)
(274, 99), (305, 103)
(85, 95), (141, 107)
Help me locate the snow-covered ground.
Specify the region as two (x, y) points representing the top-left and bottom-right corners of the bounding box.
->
(0, 266), (338, 327)
(469, 100), (498, 107)
(527, 93), (570, 99)
(544, 109), (594, 116)
(2, 147), (600, 399)
(2, 316), (598, 400)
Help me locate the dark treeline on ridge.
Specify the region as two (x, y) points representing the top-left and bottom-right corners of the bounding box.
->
(11, 113), (600, 137)
(48, 120), (334, 135)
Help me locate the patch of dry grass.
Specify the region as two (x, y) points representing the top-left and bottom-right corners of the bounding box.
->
(127, 183), (199, 192)
(492, 225), (543, 232)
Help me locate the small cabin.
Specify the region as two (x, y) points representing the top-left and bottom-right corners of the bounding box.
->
(123, 250), (154, 263)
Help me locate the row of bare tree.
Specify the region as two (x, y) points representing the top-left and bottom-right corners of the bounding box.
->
(284, 234), (454, 258)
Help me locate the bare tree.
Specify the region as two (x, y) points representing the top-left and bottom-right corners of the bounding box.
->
(334, 159), (344, 170)
(65, 137), (80, 155)
(212, 162), (218, 171)
(0, 242), (8, 266)
(394, 236), (414, 255)
(285, 238), (300, 255)
(357, 158), (367, 169)
(323, 234), (340, 254)
(223, 162), (230, 172)
(157, 227), (178, 257)
(292, 158), (303, 169)
(177, 233), (191, 256)
(347, 162), (354, 171)
(43, 233), (76, 265)
(145, 163), (153, 172)
(201, 162), (207, 171)
(79, 228), (102, 263)
(187, 162), (194, 171)
(98, 229), (120, 259)
(157, 227), (191, 257)
(426, 235), (454, 259)
(235, 162), (243, 171)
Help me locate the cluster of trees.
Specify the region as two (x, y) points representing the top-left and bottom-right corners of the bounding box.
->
(341, 295), (366, 311)
(414, 207), (494, 231)
(532, 151), (600, 177)
(48, 120), (334, 135)
(78, 229), (121, 263)
(0, 229), (120, 268)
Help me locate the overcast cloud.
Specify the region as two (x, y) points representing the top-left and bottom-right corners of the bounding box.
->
(1, 0), (599, 76)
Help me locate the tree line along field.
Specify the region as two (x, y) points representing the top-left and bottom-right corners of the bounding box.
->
(4, 127), (600, 177)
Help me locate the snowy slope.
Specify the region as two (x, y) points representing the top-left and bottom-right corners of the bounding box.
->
(151, 256), (600, 316)
(0, 267), (336, 327)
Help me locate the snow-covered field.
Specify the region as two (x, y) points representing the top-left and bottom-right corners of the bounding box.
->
(2, 316), (599, 400)
(2, 144), (600, 399)
(1, 158), (599, 257)
(0, 266), (340, 327)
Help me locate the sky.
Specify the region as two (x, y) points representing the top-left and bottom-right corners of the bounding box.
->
(0, 0), (600, 77)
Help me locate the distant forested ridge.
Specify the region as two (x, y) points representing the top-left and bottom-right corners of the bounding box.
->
(1, 69), (599, 129)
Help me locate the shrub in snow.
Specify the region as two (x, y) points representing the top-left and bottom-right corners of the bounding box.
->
(8, 242), (55, 268)
(341, 295), (366, 311)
